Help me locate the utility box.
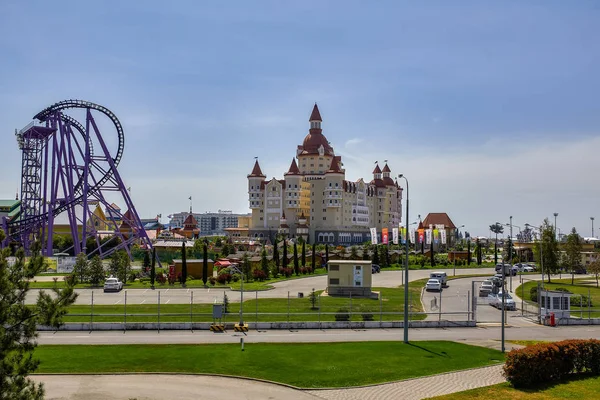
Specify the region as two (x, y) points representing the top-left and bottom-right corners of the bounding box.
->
(327, 260), (373, 297)
(212, 303), (223, 320)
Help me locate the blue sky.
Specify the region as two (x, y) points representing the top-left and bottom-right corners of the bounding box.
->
(1, 1), (599, 237)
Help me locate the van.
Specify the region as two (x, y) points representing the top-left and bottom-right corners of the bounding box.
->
(429, 271), (448, 286)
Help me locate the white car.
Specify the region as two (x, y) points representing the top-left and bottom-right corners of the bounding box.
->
(479, 281), (494, 297)
(103, 277), (123, 292)
(489, 292), (516, 310)
(425, 279), (442, 292)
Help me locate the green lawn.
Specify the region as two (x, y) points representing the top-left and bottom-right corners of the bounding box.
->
(34, 341), (503, 388)
(515, 278), (600, 317)
(428, 376), (600, 399)
(62, 285), (425, 323)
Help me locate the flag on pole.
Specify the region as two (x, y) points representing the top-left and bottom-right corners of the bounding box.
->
(433, 228), (439, 244)
(410, 229), (416, 244)
(440, 229), (447, 244)
(370, 227), (378, 245)
(392, 228), (399, 244)
(382, 228), (389, 244)
(426, 229), (432, 245)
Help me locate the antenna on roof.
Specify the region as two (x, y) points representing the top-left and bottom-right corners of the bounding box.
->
(374, 160), (378, 164)
(254, 156), (258, 160)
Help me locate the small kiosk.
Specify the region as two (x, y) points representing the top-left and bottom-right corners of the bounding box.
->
(540, 289), (573, 325)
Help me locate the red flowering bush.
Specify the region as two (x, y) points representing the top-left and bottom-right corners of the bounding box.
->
(279, 267), (293, 277)
(252, 269), (267, 281)
(504, 339), (600, 387)
(216, 273), (231, 284)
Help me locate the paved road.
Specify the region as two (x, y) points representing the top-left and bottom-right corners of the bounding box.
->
(27, 268), (496, 305)
(36, 324), (600, 345)
(34, 374), (319, 400)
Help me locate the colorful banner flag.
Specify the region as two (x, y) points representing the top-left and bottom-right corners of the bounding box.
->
(370, 227), (378, 245)
(433, 229), (439, 244)
(418, 228), (424, 244)
(400, 226), (407, 244)
(440, 229), (447, 244)
(392, 228), (399, 245)
(410, 229), (416, 244)
(426, 229), (432, 245)
(382, 228), (389, 244)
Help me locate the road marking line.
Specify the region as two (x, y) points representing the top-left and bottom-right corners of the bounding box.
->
(140, 300), (146, 304)
(166, 299), (171, 304)
(166, 289), (169, 293)
(114, 300), (121, 305)
(143, 289), (149, 294)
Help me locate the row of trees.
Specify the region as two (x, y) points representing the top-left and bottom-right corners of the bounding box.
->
(72, 250), (132, 286)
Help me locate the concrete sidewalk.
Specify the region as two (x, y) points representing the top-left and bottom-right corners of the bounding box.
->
(307, 364), (506, 400)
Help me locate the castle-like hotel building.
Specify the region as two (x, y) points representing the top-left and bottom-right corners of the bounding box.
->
(247, 104), (403, 245)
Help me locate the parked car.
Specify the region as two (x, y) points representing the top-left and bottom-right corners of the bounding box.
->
(103, 277), (123, 292)
(515, 264), (535, 273)
(489, 291), (516, 310)
(372, 264), (381, 274)
(429, 271), (448, 287)
(573, 266), (588, 274)
(425, 279), (442, 292)
(479, 280), (494, 297)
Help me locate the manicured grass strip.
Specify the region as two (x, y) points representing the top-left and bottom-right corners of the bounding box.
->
(428, 376), (600, 399)
(35, 341), (503, 388)
(515, 279), (600, 317)
(61, 286), (425, 323)
(507, 340), (551, 347)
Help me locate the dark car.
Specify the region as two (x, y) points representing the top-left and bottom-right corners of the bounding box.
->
(372, 264), (381, 273)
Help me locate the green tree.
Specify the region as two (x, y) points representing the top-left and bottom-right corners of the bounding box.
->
(350, 246), (358, 260)
(202, 239), (208, 286)
(242, 253), (252, 282)
(143, 250), (150, 273)
(311, 242), (316, 270)
(301, 241), (306, 267)
(0, 234), (77, 400)
(282, 240), (288, 269)
(325, 244), (329, 265)
(588, 256), (600, 287)
(362, 245), (370, 260)
(109, 251), (121, 277)
(116, 251), (132, 285)
(476, 239), (482, 265)
(532, 219), (560, 283)
(372, 245), (380, 265)
(181, 241), (187, 286)
(150, 247), (156, 289)
(88, 255), (105, 286)
(215, 237), (223, 247)
(378, 245), (387, 267)
(261, 247), (270, 278)
(489, 223), (504, 264)
(274, 242), (280, 269)
(293, 243), (299, 276)
(564, 227), (583, 285)
(72, 252), (89, 283)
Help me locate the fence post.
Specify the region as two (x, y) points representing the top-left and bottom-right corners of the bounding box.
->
(467, 290), (470, 321)
(158, 291), (161, 333)
(581, 294), (583, 320)
(349, 292), (353, 321)
(379, 293), (383, 326)
(90, 291), (94, 332)
(439, 290), (442, 322)
(318, 293), (321, 329)
(589, 288), (591, 322)
(255, 291), (258, 329)
(287, 291), (290, 327)
(124, 290), (127, 332)
(190, 291), (194, 332)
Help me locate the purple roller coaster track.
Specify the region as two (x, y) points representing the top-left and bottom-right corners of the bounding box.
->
(1, 100), (154, 260)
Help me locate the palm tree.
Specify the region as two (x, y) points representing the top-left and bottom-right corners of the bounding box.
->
(490, 223), (504, 264)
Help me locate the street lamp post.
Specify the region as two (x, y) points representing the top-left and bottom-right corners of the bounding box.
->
(553, 213), (558, 241)
(525, 223), (544, 287)
(591, 217), (595, 239)
(399, 174), (410, 344)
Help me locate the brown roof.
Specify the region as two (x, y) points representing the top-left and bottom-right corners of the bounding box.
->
(285, 158), (301, 175)
(383, 177), (395, 186)
(326, 156), (343, 174)
(309, 103), (322, 121)
(373, 164), (382, 174)
(281, 211), (286, 219)
(382, 163), (391, 173)
(370, 178), (386, 188)
(422, 213), (456, 229)
(248, 160), (266, 177)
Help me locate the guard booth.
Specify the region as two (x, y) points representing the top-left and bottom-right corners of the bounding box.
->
(540, 289), (573, 324)
(326, 260), (374, 297)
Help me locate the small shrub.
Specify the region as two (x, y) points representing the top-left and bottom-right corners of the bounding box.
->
(253, 269), (267, 282)
(209, 276), (216, 286)
(503, 339), (600, 388)
(279, 267), (293, 277)
(530, 286), (538, 302)
(226, 274), (233, 284)
(231, 273), (241, 282)
(361, 312), (374, 321)
(156, 272), (167, 285)
(216, 274), (230, 284)
(571, 295), (593, 307)
(335, 308), (350, 322)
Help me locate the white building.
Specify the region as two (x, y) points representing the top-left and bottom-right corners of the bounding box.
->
(169, 210), (243, 235)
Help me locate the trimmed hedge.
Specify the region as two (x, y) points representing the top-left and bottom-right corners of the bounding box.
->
(504, 339), (600, 387)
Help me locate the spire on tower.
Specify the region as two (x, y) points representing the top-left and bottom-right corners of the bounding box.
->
(309, 103), (322, 121)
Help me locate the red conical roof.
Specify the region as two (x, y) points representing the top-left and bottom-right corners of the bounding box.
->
(285, 158), (301, 175)
(183, 214), (198, 227)
(326, 156), (343, 174)
(382, 163), (391, 173)
(309, 103), (322, 121)
(281, 211), (286, 219)
(418, 221), (424, 230)
(248, 160), (266, 177)
(373, 164), (382, 174)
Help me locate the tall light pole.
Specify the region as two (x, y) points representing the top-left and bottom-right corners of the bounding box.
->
(399, 174), (409, 344)
(526, 223), (544, 287)
(591, 217), (595, 239)
(230, 264), (244, 326)
(553, 213), (558, 241)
